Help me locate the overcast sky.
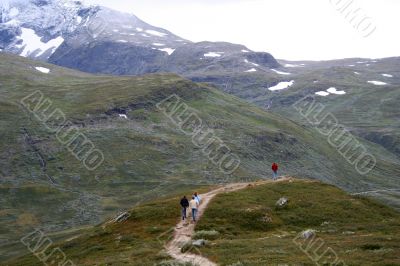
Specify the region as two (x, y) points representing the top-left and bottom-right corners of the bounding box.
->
(86, 0), (399, 60)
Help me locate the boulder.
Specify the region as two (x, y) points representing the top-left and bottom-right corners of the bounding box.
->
(114, 212), (130, 223)
(276, 197), (289, 207)
(192, 239), (207, 247)
(301, 229), (316, 239)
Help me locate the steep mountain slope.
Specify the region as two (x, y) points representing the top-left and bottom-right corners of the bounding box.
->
(1, 53), (397, 261)
(6, 179), (400, 266)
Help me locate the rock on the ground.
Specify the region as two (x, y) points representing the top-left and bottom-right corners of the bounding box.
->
(114, 212), (130, 223)
(301, 229), (316, 239)
(192, 239), (207, 247)
(276, 197), (289, 207)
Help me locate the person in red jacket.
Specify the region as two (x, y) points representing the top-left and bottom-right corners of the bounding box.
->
(272, 162), (279, 180)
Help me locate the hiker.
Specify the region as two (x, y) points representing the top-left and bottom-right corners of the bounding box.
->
(180, 196), (189, 220)
(189, 196), (199, 222)
(194, 192), (201, 205)
(272, 162), (279, 180)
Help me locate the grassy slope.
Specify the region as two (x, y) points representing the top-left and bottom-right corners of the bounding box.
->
(196, 179), (400, 265)
(266, 62), (400, 208)
(4, 188), (197, 266)
(207, 58), (400, 208)
(1, 53), (399, 261)
(0, 53), (374, 260)
(6, 179), (400, 266)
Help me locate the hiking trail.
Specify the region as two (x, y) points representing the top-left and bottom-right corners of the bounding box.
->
(165, 177), (290, 266)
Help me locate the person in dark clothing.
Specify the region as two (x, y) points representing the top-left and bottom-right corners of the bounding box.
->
(180, 196), (189, 220)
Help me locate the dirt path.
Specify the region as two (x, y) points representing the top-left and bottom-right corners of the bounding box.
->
(165, 178), (290, 266)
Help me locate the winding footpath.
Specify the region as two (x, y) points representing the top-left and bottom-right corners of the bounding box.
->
(165, 178), (290, 266)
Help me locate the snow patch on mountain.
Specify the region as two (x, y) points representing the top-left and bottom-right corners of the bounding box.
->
(244, 59), (259, 67)
(204, 52), (223, 58)
(268, 80), (294, 91)
(284, 64), (303, 68)
(158, 48), (175, 55)
(16, 28), (64, 57)
(382, 74), (393, 78)
(316, 87), (346, 96)
(368, 81), (387, 86)
(146, 30), (167, 37)
(245, 68), (257, 72)
(35, 66), (50, 73)
(271, 69), (291, 75)
(4, 19), (19, 26)
(327, 87), (346, 95)
(315, 91), (329, 96)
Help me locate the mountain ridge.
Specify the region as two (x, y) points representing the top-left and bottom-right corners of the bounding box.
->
(0, 0), (280, 75)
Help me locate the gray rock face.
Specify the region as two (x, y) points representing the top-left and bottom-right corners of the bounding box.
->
(245, 52), (280, 68)
(50, 41), (167, 75)
(0, 0), (87, 59)
(0, 0), (187, 61)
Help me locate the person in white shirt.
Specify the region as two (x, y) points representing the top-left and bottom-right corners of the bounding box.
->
(194, 192), (201, 205)
(189, 196), (199, 222)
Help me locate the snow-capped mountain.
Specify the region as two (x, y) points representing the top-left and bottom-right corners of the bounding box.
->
(0, 0), (279, 76)
(1, 0), (88, 59)
(0, 0), (188, 60)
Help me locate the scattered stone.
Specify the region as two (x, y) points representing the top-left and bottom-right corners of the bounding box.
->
(342, 231), (355, 235)
(275, 197), (289, 207)
(114, 212), (130, 223)
(301, 229), (316, 239)
(192, 239), (207, 247)
(261, 214), (272, 223)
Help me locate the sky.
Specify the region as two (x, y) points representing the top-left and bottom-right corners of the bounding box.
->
(68, 0), (400, 60)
